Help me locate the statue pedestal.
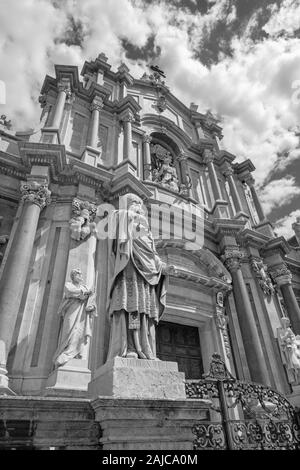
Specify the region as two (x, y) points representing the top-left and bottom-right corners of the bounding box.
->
(88, 357), (186, 400)
(44, 359), (91, 398)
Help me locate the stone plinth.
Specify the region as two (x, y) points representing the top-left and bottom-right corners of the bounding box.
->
(88, 357), (186, 400)
(92, 397), (211, 450)
(44, 359), (91, 398)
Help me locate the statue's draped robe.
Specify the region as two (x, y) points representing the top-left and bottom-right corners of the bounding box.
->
(106, 210), (167, 360)
(53, 282), (94, 367)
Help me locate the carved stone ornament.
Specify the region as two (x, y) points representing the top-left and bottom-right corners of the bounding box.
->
(215, 299), (231, 358)
(149, 64), (166, 86)
(143, 134), (152, 144)
(222, 163), (234, 178)
(150, 144), (179, 192)
(57, 78), (72, 97)
(203, 148), (215, 164)
(277, 316), (300, 384)
(270, 265), (293, 287)
(69, 198), (97, 241)
(221, 248), (244, 272)
(120, 110), (135, 123)
(251, 258), (275, 296)
(90, 96), (104, 113)
(20, 180), (51, 210)
(0, 114), (12, 130)
(155, 94), (167, 113)
(216, 291), (224, 307)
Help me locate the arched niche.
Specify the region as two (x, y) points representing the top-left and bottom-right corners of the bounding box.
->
(148, 132), (183, 192)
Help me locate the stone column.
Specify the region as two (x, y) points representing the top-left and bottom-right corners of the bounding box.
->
(270, 265), (300, 333)
(87, 96), (104, 149)
(223, 165), (243, 214)
(223, 248), (270, 385)
(176, 152), (192, 197)
(0, 180), (51, 394)
(203, 149), (223, 201)
(121, 110), (135, 162)
(51, 78), (72, 129)
(143, 134), (152, 181)
(245, 174), (265, 222)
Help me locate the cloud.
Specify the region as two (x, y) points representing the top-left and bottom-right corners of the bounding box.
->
(274, 209), (300, 239)
(263, 0), (300, 37)
(0, 0), (299, 198)
(259, 176), (300, 215)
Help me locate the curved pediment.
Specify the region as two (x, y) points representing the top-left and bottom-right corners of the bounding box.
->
(156, 240), (232, 291)
(142, 114), (192, 148)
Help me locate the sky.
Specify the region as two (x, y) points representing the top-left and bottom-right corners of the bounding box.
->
(0, 0), (300, 239)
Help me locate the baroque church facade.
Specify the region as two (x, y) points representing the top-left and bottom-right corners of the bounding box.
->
(0, 53), (300, 450)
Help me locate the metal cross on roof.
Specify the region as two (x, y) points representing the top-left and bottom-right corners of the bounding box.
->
(150, 65), (166, 78)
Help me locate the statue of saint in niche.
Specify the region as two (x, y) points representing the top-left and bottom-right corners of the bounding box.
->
(53, 268), (97, 368)
(277, 316), (300, 383)
(106, 193), (174, 361)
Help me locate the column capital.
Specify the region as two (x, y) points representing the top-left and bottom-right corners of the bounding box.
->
(20, 180), (51, 210)
(90, 96), (104, 112)
(221, 247), (244, 272)
(222, 162), (234, 178)
(57, 78), (72, 97)
(203, 148), (215, 164)
(175, 152), (188, 163)
(142, 134), (152, 144)
(269, 265), (293, 287)
(242, 173), (255, 186)
(119, 109), (135, 123)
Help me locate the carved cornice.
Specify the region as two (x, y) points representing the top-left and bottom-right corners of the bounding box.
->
(213, 218), (247, 241)
(238, 228), (270, 249)
(0, 161), (27, 180)
(18, 142), (67, 182)
(20, 180), (51, 210)
(261, 236), (291, 259)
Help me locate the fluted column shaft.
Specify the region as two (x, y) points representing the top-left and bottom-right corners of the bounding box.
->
(0, 180), (51, 391)
(245, 175), (265, 222)
(87, 96), (103, 148)
(176, 153), (192, 197)
(223, 250), (270, 385)
(121, 111), (135, 162)
(51, 79), (71, 129)
(143, 134), (152, 180)
(223, 166), (243, 213)
(203, 149), (222, 201)
(271, 266), (300, 333)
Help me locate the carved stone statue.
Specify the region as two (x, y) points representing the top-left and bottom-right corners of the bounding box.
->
(106, 193), (174, 361)
(153, 154), (179, 192)
(251, 259), (274, 296)
(69, 199), (97, 241)
(53, 268), (97, 368)
(277, 316), (300, 383)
